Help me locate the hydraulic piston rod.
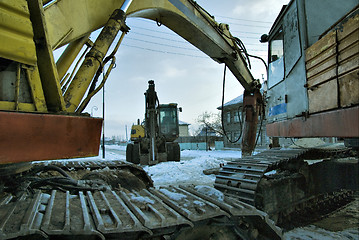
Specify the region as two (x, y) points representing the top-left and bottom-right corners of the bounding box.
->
(63, 1), (132, 112)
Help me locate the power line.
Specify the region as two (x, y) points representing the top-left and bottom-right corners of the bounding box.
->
(216, 21), (270, 28)
(131, 14), (272, 25)
(231, 30), (265, 35)
(215, 15), (272, 24)
(130, 31), (187, 44)
(121, 43), (207, 58)
(125, 34), (266, 52)
(126, 36), (198, 51)
(131, 17), (270, 30)
(131, 24), (264, 36)
(121, 42), (267, 59)
(130, 30), (264, 47)
(128, 34), (266, 48)
(130, 25), (177, 36)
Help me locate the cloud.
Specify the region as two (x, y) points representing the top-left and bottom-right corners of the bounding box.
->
(232, 0), (289, 23)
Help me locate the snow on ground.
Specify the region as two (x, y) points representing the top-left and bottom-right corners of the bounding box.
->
(181, 149), (242, 159)
(143, 149), (243, 186)
(105, 145), (127, 151)
(104, 147), (243, 186)
(143, 154), (225, 186)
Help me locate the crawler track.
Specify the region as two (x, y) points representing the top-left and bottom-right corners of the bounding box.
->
(0, 160), (282, 240)
(214, 147), (357, 225)
(214, 149), (308, 205)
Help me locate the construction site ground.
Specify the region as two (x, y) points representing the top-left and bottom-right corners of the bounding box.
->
(51, 144), (358, 240)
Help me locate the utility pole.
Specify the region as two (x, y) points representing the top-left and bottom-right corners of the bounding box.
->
(102, 84), (105, 159)
(125, 125), (128, 141)
(205, 127), (208, 151)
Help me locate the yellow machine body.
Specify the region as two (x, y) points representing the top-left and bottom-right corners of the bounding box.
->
(130, 124), (145, 140)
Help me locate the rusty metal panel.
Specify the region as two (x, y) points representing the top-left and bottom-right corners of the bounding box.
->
(0, 111), (103, 163)
(0, 0), (37, 66)
(266, 106), (359, 138)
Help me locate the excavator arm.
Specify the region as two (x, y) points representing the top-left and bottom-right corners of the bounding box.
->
(0, 0), (262, 162)
(47, 0), (262, 155)
(45, 0), (258, 92)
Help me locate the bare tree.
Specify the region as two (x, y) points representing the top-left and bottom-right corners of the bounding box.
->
(196, 111), (223, 136)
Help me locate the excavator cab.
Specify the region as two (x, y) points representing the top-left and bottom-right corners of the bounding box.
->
(158, 103), (180, 142)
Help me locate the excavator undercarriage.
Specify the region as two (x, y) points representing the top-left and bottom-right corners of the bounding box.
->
(214, 146), (359, 228)
(0, 160), (282, 240)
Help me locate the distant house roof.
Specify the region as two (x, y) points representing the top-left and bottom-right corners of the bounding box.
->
(179, 120), (190, 125)
(217, 95), (243, 110)
(197, 127), (217, 137)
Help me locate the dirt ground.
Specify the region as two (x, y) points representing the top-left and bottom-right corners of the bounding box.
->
(313, 197), (359, 231)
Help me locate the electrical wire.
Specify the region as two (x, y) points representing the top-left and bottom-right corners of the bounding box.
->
(131, 24), (265, 36)
(253, 100), (265, 149)
(122, 43), (207, 58)
(215, 15), (272, 24)
(218, 32), (268, 148)
(121, 35), (267, 60)
(126, 36), (198, 51)
(128, 32), (267, 52)
(131, 31), (187, 44)
(214, 21), (270, 28)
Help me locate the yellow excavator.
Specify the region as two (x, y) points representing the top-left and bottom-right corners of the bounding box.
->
(0, 0), (280, 239)
(0, 0), (357, 239)
(127, 80), (181, 165)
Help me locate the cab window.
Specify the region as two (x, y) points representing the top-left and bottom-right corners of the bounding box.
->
(268, 29), (284, 88)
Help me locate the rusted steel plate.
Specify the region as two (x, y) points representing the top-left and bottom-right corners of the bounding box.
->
(266, 106), (359, 137)
(0, 111), (102, 163)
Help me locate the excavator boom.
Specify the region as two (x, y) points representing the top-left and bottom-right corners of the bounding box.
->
(0, 0), (261, 162)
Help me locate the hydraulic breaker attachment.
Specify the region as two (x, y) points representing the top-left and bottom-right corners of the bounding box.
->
(241, 89), (263, 156)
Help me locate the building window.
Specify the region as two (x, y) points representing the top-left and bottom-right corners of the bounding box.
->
(227, 112), (231, 123)
(234, 111), (239, 123)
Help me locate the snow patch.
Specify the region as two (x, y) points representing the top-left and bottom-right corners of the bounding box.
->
(105, 145), (127, 151)
(129, 193), (155, 205)
(159, 188), (187, 201)
(181, 149), (242, 159)
(264, 170), (277, 176)
(194, 185), (224, 201)
(193, 200), (205, 207)
(144, 155), (228, 186)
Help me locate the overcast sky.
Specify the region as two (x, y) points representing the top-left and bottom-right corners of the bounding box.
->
(74, 0), (289, 139)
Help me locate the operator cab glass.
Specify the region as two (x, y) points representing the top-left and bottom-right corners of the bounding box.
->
(268, 28), (284, 88)
(159, 105), (179, 139)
